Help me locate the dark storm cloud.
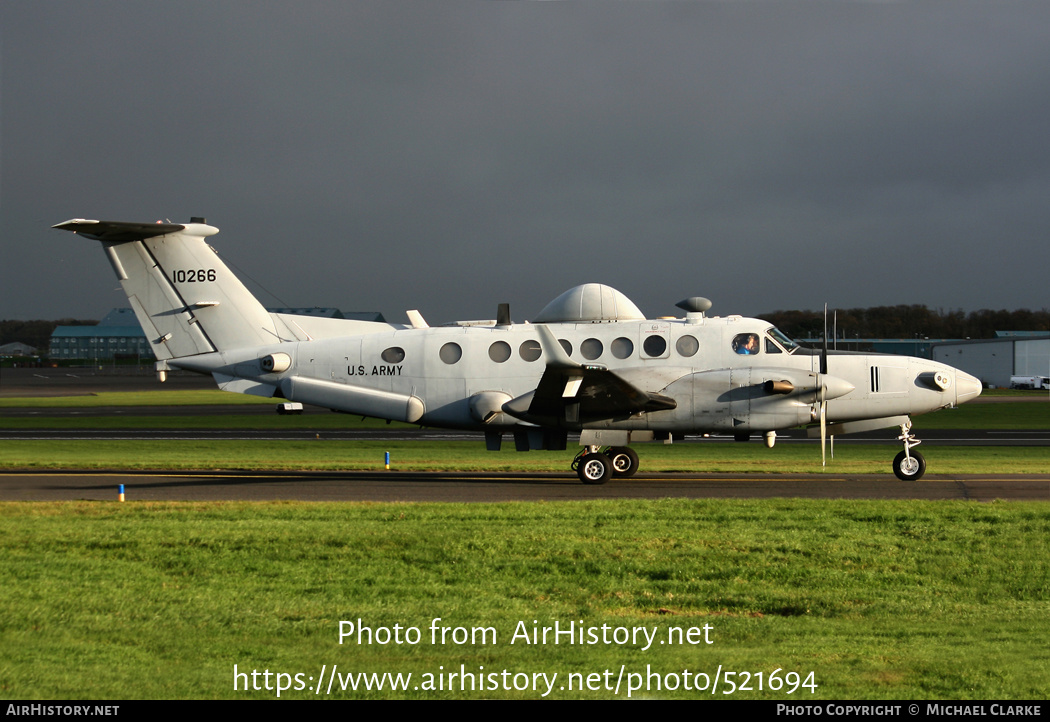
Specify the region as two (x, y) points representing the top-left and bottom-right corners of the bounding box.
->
(3, 1), (1049, 324)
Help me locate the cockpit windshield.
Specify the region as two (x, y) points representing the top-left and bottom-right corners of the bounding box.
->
(765, 327), (800, 354)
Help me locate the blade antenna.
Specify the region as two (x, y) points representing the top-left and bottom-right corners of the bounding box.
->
(821, 303), (828, 375)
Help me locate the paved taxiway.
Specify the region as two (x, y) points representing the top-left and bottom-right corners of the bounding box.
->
(2, 470), (1047, 502)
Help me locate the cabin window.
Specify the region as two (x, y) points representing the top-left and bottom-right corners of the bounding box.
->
(676, 335), (699, 358)
(611, 337), (634, 359)
(732, 333), (760, 355)
(581, 338), (603, 360)
(643, 335), (667, 357)
(559, 339), (573, 356)
(488, 341), (511, 363)
(381, 346), (406, 363)
(439, 342), (462, 365)
(519, 340), (541, 362)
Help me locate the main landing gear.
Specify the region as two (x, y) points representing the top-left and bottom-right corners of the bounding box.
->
(893, 420), (926, 481)
(572, 446), (640, 484)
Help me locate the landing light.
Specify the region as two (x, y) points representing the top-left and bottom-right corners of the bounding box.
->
(919, 371), (953, 392)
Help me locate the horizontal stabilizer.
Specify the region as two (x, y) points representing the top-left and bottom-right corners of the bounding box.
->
(52, 219), (186, 242)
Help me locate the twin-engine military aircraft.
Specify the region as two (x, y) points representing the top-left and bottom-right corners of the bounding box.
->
(55, 217), (982, 483)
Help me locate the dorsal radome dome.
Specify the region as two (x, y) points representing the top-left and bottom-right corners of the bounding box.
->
(533, 283), (645, 323)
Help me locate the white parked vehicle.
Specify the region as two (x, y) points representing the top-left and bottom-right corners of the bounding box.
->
(1010, 376), (1050, 390)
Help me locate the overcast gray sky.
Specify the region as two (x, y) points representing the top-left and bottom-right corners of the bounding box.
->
(3, 1), (1049, 325)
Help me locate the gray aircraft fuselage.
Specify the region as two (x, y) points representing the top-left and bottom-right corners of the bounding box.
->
(175, 310), (980, 435)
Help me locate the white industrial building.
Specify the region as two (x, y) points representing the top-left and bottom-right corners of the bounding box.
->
(931, 334), (1050, 389)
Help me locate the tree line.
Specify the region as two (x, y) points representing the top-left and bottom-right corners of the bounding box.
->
(3, 307), (1049, 353)
(0, 319), (97, 352)
(757, 306), (1050, 341)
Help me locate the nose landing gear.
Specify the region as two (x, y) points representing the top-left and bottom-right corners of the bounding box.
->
(893, 421), (926, 480)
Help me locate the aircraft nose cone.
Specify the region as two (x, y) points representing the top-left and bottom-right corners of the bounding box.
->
(956, 371), (982, 405)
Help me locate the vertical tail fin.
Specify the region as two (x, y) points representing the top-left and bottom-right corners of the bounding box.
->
(53, 219), (282, 358)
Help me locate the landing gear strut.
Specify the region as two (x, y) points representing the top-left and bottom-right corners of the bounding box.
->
(892, 420), (926, 481)
(572, 445), (639, 484)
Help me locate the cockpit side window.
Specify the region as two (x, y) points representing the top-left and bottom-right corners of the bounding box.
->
(765, 336), (783, 354)
(732, 333), (760, 355)
(766, 327), (800, 354)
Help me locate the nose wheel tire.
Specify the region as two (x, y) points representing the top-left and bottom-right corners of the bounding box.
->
(577, 453), (613, 484)
(893, 450), (926, 481)
(608, 446), (639, 478)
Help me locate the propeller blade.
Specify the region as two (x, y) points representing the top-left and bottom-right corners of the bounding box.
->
(820, 303), (828, 467)
(820, 384), (827, 468)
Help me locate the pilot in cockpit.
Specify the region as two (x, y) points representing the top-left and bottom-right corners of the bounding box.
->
(733, 333), (760, 355)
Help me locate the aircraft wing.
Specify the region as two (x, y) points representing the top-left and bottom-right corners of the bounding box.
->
(502, 326), (676, 426)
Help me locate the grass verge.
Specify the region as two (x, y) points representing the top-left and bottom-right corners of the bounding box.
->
(3, 439), (1050, 473)
(0, 390), (273, 407)
(0, 499), (1047, 699)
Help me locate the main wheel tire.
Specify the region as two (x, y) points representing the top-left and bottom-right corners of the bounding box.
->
(893, 450), (926, 481)
(577, 453), (613, 485)
(609, 446), (639, 478)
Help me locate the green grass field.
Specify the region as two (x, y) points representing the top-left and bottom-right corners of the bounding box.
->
(1, 499), (1047, 699)
(3, 439), (1050, 475)
(1, 389), (1048, 699)
(0, 389), (275, 407)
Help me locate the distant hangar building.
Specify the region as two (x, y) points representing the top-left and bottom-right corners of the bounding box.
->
(931, 333), (1050, 389)
(49, 307), (385, 361)
(0, 342), (38, 357)
(49, 308), (153, 361)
